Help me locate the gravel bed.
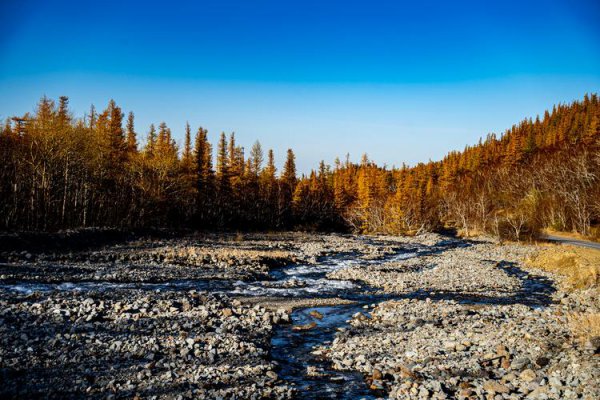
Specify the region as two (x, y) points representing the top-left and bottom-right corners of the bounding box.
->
(0, 289), (292, 399)
(324, 235), (600, 399)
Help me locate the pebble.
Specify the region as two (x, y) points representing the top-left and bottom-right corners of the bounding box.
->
(309, 310), (324, 320)
(292, 322), (317, 331)
(2, 232), (599, 399)
(520, 369), (537, 382)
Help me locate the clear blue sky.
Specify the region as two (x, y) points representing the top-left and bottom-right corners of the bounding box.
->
(1, 0), (599, 173)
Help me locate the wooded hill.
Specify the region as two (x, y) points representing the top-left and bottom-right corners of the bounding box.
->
(1, 94), (599, 239)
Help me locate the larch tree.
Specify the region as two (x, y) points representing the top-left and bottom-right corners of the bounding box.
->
(194, 127), (214, 224)
(181, 122), (194, 171)
(107, 99), (126, 166)
(216, 132), (230, 191)
(216, 132), (231, 223)
(278, 148), (297, 226)
(250, 140), (264, 176)
(126, 112), (137, 154)
(145, 124), (157, 157)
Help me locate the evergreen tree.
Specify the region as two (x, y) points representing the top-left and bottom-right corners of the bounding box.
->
(250, 140), (264, 175)
(217, 132), (229, 188)
(145, 124), (157, 157)
(57, 96), (70, 125)
(282, 149), (297, 189)
(1, 94), (598, 235)
(126, 111), (137, 154)
(107, 99), (125, 162)
(181, 122), (193, 170)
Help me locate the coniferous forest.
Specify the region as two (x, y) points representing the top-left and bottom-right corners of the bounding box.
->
(1, 94), (599, 239)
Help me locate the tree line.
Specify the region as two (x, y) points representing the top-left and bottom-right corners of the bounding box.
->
(0, 96), (305, 231)
(332, 93), (600, 239)
(1, 94), (599, 239)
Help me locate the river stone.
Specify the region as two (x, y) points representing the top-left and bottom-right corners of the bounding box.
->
(443, 341), (456, 351)
(511, 357), (530, 370)
(222, 308), (233, 318)
(266, 371), (278, 380)
(370, 380), (384, 390)
(292, 322), (317, 331)
(584, 336), (600, 352)
(372, 368), (383, 380)
(309, 310), (324, 320)
(484, 380), (510, 394)
(520, 369), (537, 382)
(5, 232), (600, 399)
(495, 344), (509, 357)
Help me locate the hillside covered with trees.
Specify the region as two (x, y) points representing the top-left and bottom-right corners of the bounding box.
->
(1, 94), (599, 239)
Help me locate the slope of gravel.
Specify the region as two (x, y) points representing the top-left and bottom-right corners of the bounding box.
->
(0, 232), (399, 399)
(3, 232), (597, 399)
(328, 299), (599, 399)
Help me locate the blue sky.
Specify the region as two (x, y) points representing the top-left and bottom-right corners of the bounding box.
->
(1, 0), (599, 173)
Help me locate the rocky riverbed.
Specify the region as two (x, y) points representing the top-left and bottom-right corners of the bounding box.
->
(325, 235), (600, 399)
(0, 231), (598, 399)
(0, 289), (292, 399)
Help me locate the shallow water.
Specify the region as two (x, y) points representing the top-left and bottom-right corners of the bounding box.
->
(271, 304), (380, 399)
(266, 250), (418, 398)
(0, 279), (235, 295)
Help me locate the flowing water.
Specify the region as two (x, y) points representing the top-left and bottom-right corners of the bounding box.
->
(263, 251), (417, 399)
(271, 304), (379, 399)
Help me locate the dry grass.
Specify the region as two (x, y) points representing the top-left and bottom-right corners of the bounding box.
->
(456, 228), (487, 238)
(528, 244), (600, 345)
(526, 244), (600, 289)
(590, 226), (600, 241)
(568, 312), (600, 345)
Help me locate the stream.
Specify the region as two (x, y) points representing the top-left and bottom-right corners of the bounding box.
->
(252, 250), (417, 399)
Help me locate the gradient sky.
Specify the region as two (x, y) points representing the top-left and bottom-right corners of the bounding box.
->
(1, 0), (599, 173)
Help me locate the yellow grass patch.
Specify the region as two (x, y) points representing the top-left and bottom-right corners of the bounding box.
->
(568, 312), (600, 345)
(526, 244), (600, 289)
(456, 228), (487, 238)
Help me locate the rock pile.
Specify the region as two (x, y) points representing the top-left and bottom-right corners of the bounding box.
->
(329, 238), (542, 301)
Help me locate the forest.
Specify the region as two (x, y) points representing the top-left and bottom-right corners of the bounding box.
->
(0, 94), (599, 240)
